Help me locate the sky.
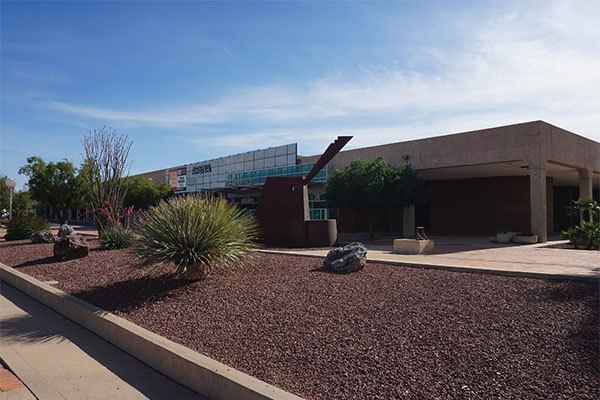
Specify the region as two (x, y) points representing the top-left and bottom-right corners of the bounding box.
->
(1, 0), (599, 190)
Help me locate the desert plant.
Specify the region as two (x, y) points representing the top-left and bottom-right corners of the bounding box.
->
(579, 222), (599, 250)
(134, 194), (259, 280)
(561, 226), (582, 248)
(81, 126), (133, 230)
(566, 197), (599, 224)
(82, 202), (140, 232)
(4, 216), (50, 241)
(562, 198), (600, 250)
(99, 225), (135, 249)
(123, 176), (171, 209)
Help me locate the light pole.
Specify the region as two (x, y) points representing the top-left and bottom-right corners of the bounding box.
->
(5, 178), (17, 220)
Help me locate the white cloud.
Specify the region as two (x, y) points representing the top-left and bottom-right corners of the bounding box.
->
(48, 0), (600, 143)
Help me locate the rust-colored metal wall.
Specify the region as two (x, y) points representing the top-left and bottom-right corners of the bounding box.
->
(254, 177), (309, 247)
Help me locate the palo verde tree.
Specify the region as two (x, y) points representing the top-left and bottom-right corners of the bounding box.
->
(18, 157), (87, 224)
(325, 157), (429, 239)
(122, 176), (171, 209)
(81, 126), (133, 230)
(0, 175), (9, 210)
(11, 190), (37, 216)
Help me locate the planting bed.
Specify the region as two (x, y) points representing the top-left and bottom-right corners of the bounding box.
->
(546, 242), (599, 251)
(0, 239), (598, 400)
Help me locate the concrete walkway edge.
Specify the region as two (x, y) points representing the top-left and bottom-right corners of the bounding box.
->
(0, 263), (303, 400)
(259, 249), (600, 281)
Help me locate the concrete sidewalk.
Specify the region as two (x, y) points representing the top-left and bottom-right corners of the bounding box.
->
(264, 238), (600, 279)
(0, 283), (203, 400)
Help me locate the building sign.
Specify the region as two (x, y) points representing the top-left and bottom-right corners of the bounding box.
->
(168, 170), (178, 189)
(169, 168), (187, 189)
(226, 178), (253, 187)
(192, 164), (212, 174)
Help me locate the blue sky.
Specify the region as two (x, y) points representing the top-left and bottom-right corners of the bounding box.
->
(2, 0), (599, 190)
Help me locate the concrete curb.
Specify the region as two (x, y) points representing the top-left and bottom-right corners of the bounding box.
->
(259, 250), (599, 281)
(0, 263), (303, 400)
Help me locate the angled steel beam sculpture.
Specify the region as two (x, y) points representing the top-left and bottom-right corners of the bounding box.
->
(255, 136), (352, 247)
(303, 136), (352, 185)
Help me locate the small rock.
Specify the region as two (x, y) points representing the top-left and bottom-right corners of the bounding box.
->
(323, 242), (367, 274)
(53, 234), (89, 261)
(30, 230), (55, 243)
(58, 224), (75, 237)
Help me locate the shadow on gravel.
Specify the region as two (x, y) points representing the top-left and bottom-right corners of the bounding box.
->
(71, 274), (194, 313)
(534, 280), (599, 375)
(12, 256), (57, 269)
(0, 241), (39, 249)
(89, 247), (116, 252)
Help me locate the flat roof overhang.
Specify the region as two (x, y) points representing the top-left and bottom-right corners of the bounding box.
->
(417, 161), (600, 188)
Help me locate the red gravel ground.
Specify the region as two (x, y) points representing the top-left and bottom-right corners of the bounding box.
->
(1, 239), (598, 400)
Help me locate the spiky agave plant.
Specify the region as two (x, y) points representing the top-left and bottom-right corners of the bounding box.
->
(134, 193), (259, 280)
(99, 225), (135, 249)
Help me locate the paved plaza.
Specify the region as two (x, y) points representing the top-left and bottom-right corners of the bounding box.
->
(265, 235), (600, 279)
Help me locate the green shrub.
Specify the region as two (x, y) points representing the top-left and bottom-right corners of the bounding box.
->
(4, 216), (50, 241)
(562, 197), (600, 250)
(561, 223), (599, 250)
(99, 225), (135, 249)
(134, 194), (259, 280)
(561, 226), (585, 249)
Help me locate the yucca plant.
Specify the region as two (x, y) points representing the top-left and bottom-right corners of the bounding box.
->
(134, 193), (259, 280)
(99, 225), (135, 249)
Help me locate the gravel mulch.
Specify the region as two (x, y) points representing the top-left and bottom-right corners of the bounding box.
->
(0, 239), (598, 400)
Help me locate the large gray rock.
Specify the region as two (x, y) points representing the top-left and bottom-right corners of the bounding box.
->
(53, 234), (89, 261)
(58, 224), (75, 237)
(323, 242), (367, 274)
(30, 231), (55, 243)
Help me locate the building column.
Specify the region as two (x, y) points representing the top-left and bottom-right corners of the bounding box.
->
(402, 206), (415, 238)
(578, 168), (593, 200)
(529, 166), (547, 243)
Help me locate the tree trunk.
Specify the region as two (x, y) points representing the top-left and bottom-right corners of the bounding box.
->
(59, 208), (67, 225)
(368, 210), (375, 239)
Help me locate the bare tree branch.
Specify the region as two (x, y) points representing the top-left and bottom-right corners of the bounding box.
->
(81, 126), (133, 230)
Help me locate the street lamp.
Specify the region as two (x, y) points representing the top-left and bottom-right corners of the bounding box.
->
(5, 178), (17, 220)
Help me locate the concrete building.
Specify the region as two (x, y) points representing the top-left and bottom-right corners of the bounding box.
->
(135, 121), (600, 243)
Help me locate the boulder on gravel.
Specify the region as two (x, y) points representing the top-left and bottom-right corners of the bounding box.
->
(53, 234), (89, 261)
(58, 224), (76, 237)
(323, 242), (367, 274)
(30, 231), (55, 243)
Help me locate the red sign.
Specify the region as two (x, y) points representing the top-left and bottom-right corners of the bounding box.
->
(168, 170), (178, 189)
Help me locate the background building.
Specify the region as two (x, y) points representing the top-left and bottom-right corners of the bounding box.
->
(135, 121), (600, 242)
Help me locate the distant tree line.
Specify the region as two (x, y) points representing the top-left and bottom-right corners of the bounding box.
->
(16, 126), (170, 226)
(1, 173), (37, 217)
